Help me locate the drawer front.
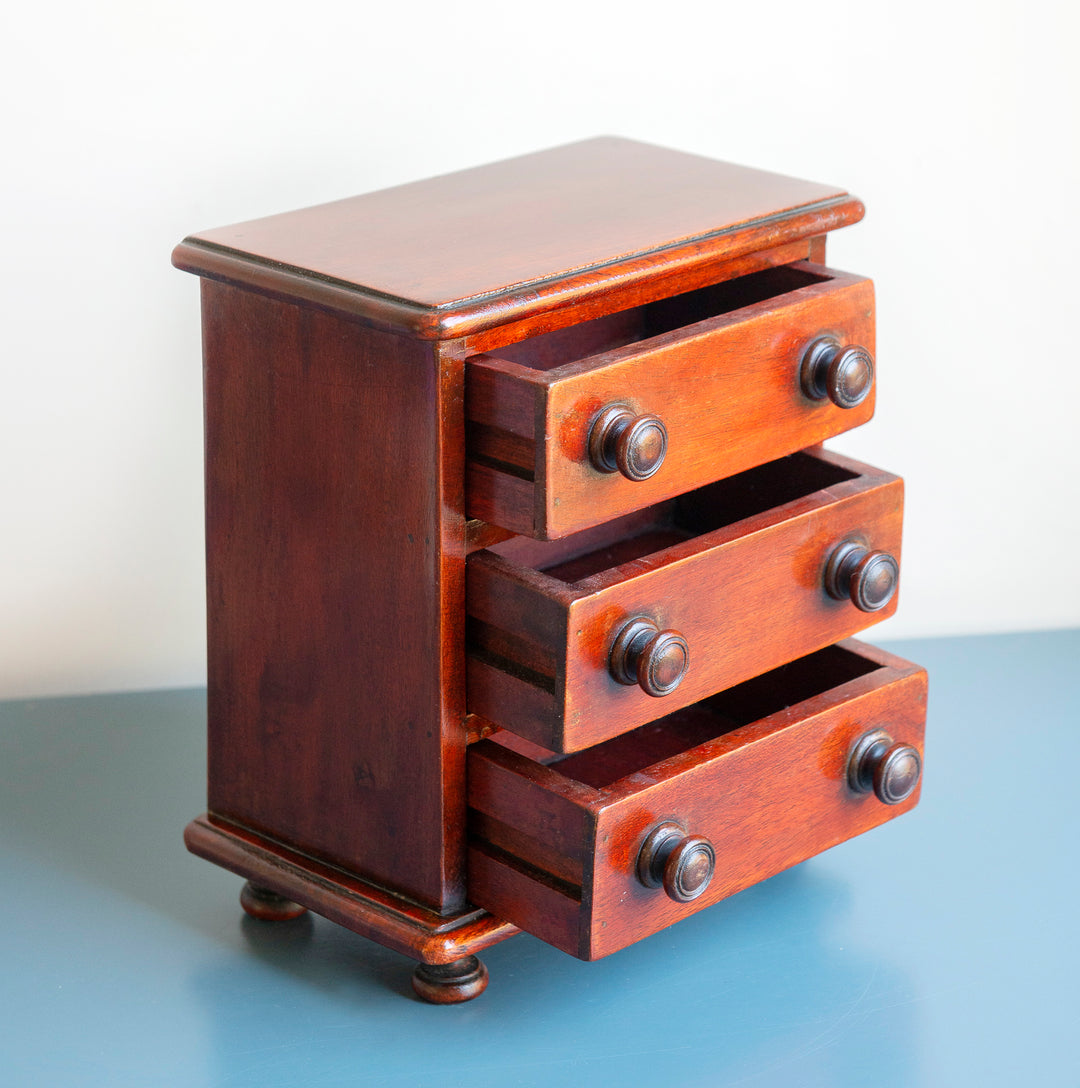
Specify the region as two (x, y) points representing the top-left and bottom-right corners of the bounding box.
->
(467, 449), (902, 752)
(468, 640), (927, 960)
(466, 262), (875, 539)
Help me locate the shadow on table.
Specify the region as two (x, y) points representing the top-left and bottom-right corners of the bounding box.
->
(1, 687), (917, 1087)
(189, 864), (916, 1088)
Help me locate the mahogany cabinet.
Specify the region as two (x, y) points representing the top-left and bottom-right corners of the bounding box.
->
(174, 137), (927, 1003)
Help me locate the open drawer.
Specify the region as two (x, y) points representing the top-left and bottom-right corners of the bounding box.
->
(467, 639), (927, 960)
(467, 447), (903, 752)
(465, 261), (875, 539)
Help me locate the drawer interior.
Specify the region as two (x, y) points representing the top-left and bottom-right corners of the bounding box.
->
(485, 450), (859, 584)
(490, 264), (833, 372)
(527, 644), (881, 789)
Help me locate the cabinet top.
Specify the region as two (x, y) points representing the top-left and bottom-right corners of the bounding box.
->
(173, 137), (863, 340)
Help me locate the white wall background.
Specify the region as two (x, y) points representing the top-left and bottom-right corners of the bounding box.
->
(2, 0), (1077, 699)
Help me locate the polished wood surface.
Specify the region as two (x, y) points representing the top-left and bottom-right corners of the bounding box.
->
(465, 263), (875, 538)
(173, 138), (863, 339)
(800, 336), (875, 408)
(411, 957), (490, 1003)
(467, 449), (903, 752)
(846, 729), (922, 804)
(459, 238), (827, 357)
(239, 880), (308, 921)
(185, 815), (518, 963)
(467, 640), (927, 959)
(176, 138), (923, 999)
(200, 280), (467, 912)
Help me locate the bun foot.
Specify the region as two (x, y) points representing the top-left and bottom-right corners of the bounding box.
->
(239, 880), (308, 921)
(411, 955), (489, 1004)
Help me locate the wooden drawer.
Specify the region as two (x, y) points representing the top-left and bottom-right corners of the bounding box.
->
(467, 448), (902, 752)
(468, 639), (927, 960)
(466, 262), (875, 539)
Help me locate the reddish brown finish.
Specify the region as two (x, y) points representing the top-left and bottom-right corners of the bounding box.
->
(176, 139), (924, 1000)
(465, 263), (875, 538)
(239, 881), (308, 921)
(200, 280), (467, 912)
(465, 519), (517, 555)
(467, 640), (927, 959)
(458, 239), (824, 357)
(185, 816), (518, 964)
(412, 957), (489, 1004)
(173, 138), (862, 340)
(466, 449), (903, 752)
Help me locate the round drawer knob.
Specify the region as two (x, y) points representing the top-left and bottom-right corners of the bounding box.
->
(824, 540), (899, 612)
(610, 618), (689, 697)
(800, 336), (875, 409)
(637, 822), (716, 902)
(588, 405), (668, 481)
(847, 729), (922, 804)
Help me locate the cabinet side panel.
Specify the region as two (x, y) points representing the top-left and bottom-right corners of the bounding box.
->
(201, 280), (465, 911)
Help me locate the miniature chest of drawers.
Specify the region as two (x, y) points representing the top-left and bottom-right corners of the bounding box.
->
(175, 137), (927, 1003)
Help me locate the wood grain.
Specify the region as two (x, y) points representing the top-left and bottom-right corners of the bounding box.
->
(466, 262), (876, 537)
(467, 639), (928, 959)
(185, 815), (518, 963)
(173, 138), (862, 339)
(467, 449), (904, 751)
(200, 280), (468, 912)
(458, 239), (823, 356)
(175, 138), (919, 987)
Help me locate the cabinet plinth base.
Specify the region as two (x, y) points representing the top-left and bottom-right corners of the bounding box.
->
(184, 815), (518, 974)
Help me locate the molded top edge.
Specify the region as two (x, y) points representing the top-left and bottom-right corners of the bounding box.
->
(173, 137), (864, 338)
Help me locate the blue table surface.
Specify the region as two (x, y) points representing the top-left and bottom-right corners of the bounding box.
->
(2, 629), (1078, 1087)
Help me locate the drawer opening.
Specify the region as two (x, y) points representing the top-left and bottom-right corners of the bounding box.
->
(488, 264), (833, 372)
(541, 645), (881, 789)
(486, 451), (859, 584)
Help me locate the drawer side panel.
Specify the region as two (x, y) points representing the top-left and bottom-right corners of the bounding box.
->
(465, 648), (926, 959)
(468, 841), (584, 954)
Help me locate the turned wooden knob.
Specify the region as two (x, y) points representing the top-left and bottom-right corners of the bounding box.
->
(824, 540), (899, 612)
(588, 404), (668, 481)
(847, 729), (922, 804)
(800, 336), (875, 409)
(610, 618), (689, 696)
(637, 822), (716, 902)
